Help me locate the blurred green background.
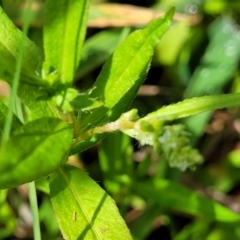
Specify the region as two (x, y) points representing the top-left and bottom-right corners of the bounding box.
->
(2, 0), (240, 239)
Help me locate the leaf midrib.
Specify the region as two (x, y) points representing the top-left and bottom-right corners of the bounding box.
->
(60, 167), (101, 240)
(96, 15), (171, 109)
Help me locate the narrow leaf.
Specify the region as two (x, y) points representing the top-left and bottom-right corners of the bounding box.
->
(84, 7), (174, 126)
(183, 17), (240, 142)
(71, 8), (174, 154)
(0, 6), (43, 77)
(43, 0), (89, 85)
(130, 204), (162, 240)
(0, 117), (73, 189)
(50, 165), (132, 240)
(98, 132), (133, 194)
(141, 92), (240, 123)
(133, 179), (240, 222)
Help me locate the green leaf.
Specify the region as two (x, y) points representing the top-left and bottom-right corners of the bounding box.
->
(0, 100), (22, 132)
(84, 7), (174, 127)
(182, 17), (240, 142)
(205, 223), (240, 240)
(71, 7), (174, 154)
(0, 189), (16, 238)
(0, 6), (43, 77)
(133, 179), (240, 222)
(43, 0), (89, 85)
(155, 21), (190, 66)
(51, 87), (79, 112)
(49, 165), (133, 240)
(173, 220), (211, 240)
(185, 17), (240, 98)
(98, 132), (132, 195)
(141, 93), (240, 123)
(71, 93), (103, 112)
(0, 117), (73, 189)
(76, 29), (128, 79)
(39, 196), (59, 237)
(17, 83), (59, 120)
(130, 203), (163, 240)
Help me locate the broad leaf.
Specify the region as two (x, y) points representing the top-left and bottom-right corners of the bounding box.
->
(0, 117), (73, 189)
(0, 6), (43, 78)
(133, 179), (240, 222)
(71, 7), (174, 154)
(50, 165), (132, 240)
(43, 0), (89, 85)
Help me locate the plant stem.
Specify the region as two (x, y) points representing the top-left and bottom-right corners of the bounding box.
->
(76, 118), (135, 141)
(1, 0), (33, 144)
(29, 182), (41, 240)
(22, 3), (51, 239)
(0, 0), (42, 238)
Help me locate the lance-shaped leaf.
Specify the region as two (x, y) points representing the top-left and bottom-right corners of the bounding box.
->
(50, 165), (133, 240)
(0, 117), (73, 189)
(141, 92), (240, 123)
(133, 179), (240, 222)
(43, 0), (89, 85)
(71, 7), (174, 154)
(0, 6), (43, 78)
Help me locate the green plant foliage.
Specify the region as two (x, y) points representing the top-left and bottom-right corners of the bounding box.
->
(39, 196), (60, 239)
(98, 132), (132, 198)
(0, 117), (72, 188)
(133, 179), (240, 222)
(43, 0), (89, 85)
(0, 101), (22, 132)
(17, 83), (58, 120)
(76, 29), (125, 79)
(142, 93), (240, 122)
(71, 7), (174, 154)
(155, 21), (190, 66)
(0, 6), (42, 78)
(50, 165), (133, 240)
(71, 92), (103, 112)
(2, 0), (240, 238)
(129, 203), (163, 240)
(156, 125), (203, 171)
(87, 7), (175, 125)
(0, 190), (16, 239)
(173, 220), (211, 240)
(182, 16), (240, 141)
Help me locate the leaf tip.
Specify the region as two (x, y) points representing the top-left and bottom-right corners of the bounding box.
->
(165, 6), (175, 21)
